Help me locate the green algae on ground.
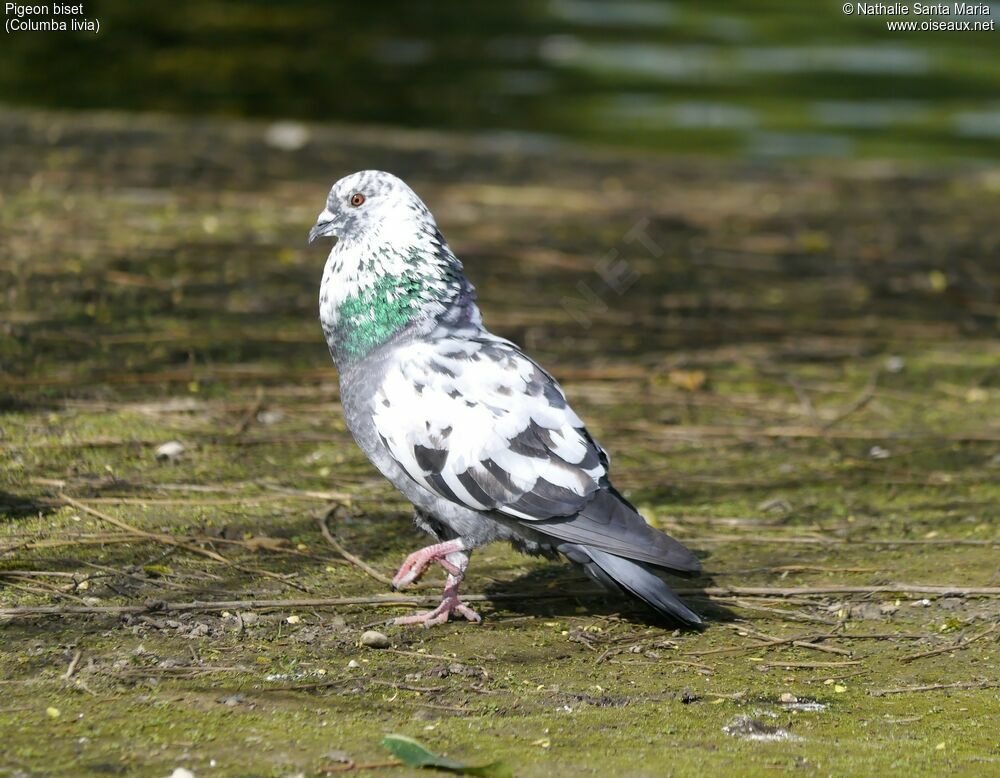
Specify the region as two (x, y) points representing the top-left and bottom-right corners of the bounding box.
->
(0, 108), (998, 777)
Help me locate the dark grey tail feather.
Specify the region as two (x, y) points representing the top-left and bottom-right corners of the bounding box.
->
(560, 543), (702, 626)
(535, 487), (701, 574)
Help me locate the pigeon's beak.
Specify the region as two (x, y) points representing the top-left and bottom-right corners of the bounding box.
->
(308, 210), (337, 244)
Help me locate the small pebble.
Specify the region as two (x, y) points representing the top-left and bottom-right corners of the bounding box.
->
(265, 121), (310, 151)
(257, 409), (285, 425)
(779, 692), (797, 704)
(360, 630), (390, 648)
(155, 441), (185, 462)
(885, 355), (905, 373)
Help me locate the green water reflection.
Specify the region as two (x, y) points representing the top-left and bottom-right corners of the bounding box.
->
(1, 0), (998, 159)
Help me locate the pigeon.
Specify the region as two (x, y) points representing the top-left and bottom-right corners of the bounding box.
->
(309, 170), (702, 627)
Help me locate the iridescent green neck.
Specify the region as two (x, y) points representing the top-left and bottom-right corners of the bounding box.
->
(321, 229), (479, 364)
(333, 270), (428, 361)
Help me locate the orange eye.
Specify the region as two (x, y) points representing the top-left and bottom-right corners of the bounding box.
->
(350, 192), (365, 207)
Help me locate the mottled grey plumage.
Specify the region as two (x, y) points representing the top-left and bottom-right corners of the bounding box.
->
(310, 170), (702, 626)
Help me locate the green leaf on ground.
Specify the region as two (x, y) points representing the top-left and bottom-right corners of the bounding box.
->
(380, 734), (513, 777)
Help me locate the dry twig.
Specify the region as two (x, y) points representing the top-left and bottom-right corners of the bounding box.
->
(899, 622), (998, 663)
(822, 368), (880, 431)
(317, 508), (394, 586)
(2, 582), (998, 620)
(57, 494), (308, 590)
(757, 660), (861, 669)
(870, 680), (1000, 697)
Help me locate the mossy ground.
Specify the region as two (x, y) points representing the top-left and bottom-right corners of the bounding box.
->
(1, 109), (998, 777)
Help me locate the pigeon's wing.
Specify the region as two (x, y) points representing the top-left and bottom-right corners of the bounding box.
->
(374, 336), (605, 518)
(372, 336), (699, 573)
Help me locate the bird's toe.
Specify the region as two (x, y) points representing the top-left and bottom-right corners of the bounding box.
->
(392, 596), (481, 628)
(454, 603), (482, 623)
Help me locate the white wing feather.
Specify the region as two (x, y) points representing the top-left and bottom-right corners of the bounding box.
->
(372, 336), (607, 520)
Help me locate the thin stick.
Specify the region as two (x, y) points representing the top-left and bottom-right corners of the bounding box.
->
(695, 584), (1000, 597)
(687, 628), (842, 658)
(59, 494), (231, 564)
(58, 494), (306, 590)
(786, 373), (819, 422)
(318, 510), (394, 586)
(687, 639), (796, 658)
(662, 659), (713, 672)
(61, 650), (82, 681)
(690, 537), (998, 547)
(321, 759), (402, 773)
(1, 580), (90, 603)
(232, 389), (264, 435)
(260, 483), (353, 502)
(821, 584), (986, 596)
(777, 565), (880, 573)
(0, 570), (80, 578)
(2, 535), (162, 555)
(899, 623), (998, 663)
(78, 561), (186, 591)
(385, 648), (463, 663)
(2, 582), (999, 619)
(68, 495), (310, 506)
(411, 701), (475, 713)
(0, 592), (566, 617)
(729, 600), (838, 625)
(733, 624), (853, 656)
(790, 641), (852, 656)
(757, 660), (861, 669)
(870, 680), (1000, 697)
(822, 368), (880, 431)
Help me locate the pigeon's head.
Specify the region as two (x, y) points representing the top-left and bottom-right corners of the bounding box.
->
(309, 170), (435, 246)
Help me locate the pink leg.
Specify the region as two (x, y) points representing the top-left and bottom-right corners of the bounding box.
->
(391, 539), (466, 589)
(393, 545), (481, 628)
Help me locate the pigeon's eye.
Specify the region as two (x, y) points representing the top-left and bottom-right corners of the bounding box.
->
(350, 193), (366, 207)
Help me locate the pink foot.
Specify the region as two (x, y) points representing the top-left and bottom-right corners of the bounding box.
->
(391, 539), (465, 589)
(393, 595), (482, 627)
(392, 541), (480, 628)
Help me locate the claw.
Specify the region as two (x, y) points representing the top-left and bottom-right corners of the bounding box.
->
(394, 596), (482, 627)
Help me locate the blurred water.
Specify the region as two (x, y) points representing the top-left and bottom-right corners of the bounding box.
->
(0, 0), (998, 160)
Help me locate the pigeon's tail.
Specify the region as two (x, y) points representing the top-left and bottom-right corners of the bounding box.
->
(533, 487), (702, 574)
(559, 543), (702, 626)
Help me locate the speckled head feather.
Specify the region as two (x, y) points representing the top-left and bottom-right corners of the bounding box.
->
(311, 171), (480, 364)
(309, 170), (434, 246)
